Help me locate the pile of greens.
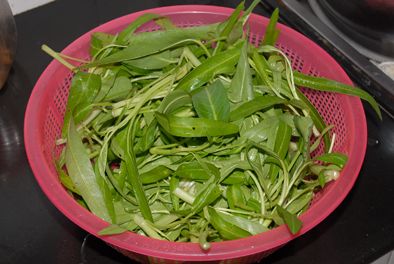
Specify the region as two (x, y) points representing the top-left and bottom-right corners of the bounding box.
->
(46, 0), (380, 250)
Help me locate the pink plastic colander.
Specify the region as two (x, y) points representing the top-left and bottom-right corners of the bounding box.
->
(24, 5), (367, 263)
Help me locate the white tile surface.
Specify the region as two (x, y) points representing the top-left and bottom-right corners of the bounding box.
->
(8, 0), (55, 15)
(389, 251), (394, 264)
(372, 251), (394, 264)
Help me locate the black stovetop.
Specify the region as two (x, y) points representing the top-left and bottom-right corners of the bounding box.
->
(1, 0), (393, 263)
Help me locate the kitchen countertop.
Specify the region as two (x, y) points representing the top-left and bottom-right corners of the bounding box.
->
(1, 0), (393, 263)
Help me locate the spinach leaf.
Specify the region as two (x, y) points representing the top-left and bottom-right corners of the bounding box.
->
(192, 80), (230, 121)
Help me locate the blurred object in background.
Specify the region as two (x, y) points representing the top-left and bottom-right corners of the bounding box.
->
(0, 0), (17, 90)
(7, 0), (55, 15)
(309, 0), (394, 61)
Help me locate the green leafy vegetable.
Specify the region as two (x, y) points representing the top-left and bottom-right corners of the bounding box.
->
(65, 118), (111, 222)
(176, 47), (241, 92)
(228, 41), (254, 103)
(45, 1), (379, 251)
(293, 71), (382, 119)
(262, 8), (280, 46)
(191, 80), (230, 121)
(208, 207), (251, 240)
(155, 112), (239, 137)
(277, 205), (302, 234)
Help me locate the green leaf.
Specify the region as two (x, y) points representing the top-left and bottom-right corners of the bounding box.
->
(294, 115), (314, 158)
(208, 207), (251, 240)
(217, 210), (268, 235)
(110, 127), (127, 159)
(191, 183), (222, 214)
(228, 42), (254, 103)
(176, 47), (241, 92)
(56, 162), (81, 196)
(262, 8), (280, 46)
(123, 50), (175, 70)
(214, 1), (244, 53)
(241, 0), (261, 24)
(229, 95), (286, 121)
(65, 118), (111, 222)
(62, 72), (101, 137)
(240, 118), (279, 143)
(95, 161), (117, 223)
(155, 16), (176, 30)
(134, 119), (158, 154)
(155, 112), (239, 137)
(158, 89), (192, 114)
(83, 24), (219, 67)
(244, 198), (259, 213)
(123, 121), (153, 221)
(314, 152), (348, 168)
(169, 176), (180, 211)
(104, 75), (132, 101)
(296, 89), (331, 152)
(118, 13), (162, 43)
(318, 170), (327, 188)
(192, 80), (230, 121)
(175, 161), (219, 181)
(94, 68), (119, 102)
(251, 49), (276, 92)
(269, 120), (292, 182)
(222, 171), (248, 185)
(90, 32), (117, 57)
(98, 224), (127, 236)
(287, 191), (313, 215)
(217, 159), (251, 183)
(226, 184), (247, 209)
(140, 165), (173, 184)
(293, 71), (382, 120)
(276, 205), (302, 234)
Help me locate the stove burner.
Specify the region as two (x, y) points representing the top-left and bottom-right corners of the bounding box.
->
(308, 0), (394, 62)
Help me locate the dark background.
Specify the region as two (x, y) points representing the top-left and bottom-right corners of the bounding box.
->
(1, 0), (393, 263)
